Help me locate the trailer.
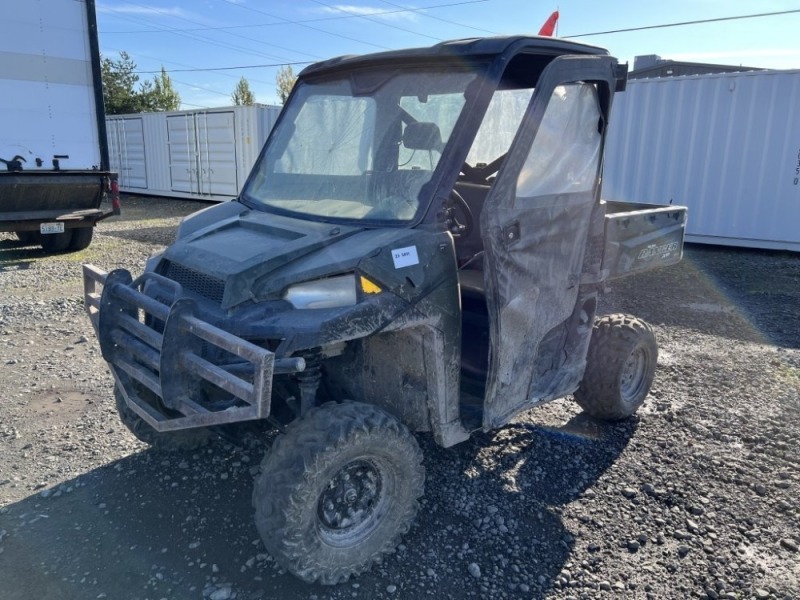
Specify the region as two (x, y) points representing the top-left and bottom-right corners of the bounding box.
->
(603, 69), (800, 252)
(0, 0), (118, 253)
(107, 105), (281, 201)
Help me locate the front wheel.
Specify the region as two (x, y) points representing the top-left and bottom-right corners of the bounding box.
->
(574, 314), (658, 420)
(253, 401), (424, 585)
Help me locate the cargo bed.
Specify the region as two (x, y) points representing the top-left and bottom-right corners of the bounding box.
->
(602, 200), (687, 278)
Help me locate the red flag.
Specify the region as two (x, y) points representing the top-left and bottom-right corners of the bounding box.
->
(538, 10), (559, 37)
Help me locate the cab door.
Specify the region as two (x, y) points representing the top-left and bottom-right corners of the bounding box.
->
(480, 55), (619, 429)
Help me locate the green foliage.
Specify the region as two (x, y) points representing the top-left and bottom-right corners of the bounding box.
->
(231, 77), (255, 106)
(276, 65), (297, 104)
(101, 51), (140, 114)
(144, 67), (181, 112)
(101, 53), (181, 114)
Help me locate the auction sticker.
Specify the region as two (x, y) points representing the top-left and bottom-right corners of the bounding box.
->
(391, 245), (419, 269)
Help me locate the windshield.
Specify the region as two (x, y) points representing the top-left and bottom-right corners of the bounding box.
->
(242, 68), (478, 224)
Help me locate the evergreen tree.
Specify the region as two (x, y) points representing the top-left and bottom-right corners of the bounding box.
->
(102, 53), (181, 114)
(101, 51), (141, 114)
(149, 67), (181, 111)
(231, 77), (255, 105)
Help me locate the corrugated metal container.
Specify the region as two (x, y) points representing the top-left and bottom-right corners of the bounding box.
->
(107, 105), (281, 201)
(604, 69), (800, 251)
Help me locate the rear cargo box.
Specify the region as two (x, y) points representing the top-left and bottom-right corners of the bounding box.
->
(602, 200), (687, 279)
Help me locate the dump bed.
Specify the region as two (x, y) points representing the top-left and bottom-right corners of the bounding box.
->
(602, 200), (687, 279)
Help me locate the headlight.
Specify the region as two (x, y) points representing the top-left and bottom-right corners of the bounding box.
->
(283, 274), (357, 309)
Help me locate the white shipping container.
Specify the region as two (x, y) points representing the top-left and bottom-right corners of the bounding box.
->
(107, 105), (281, 201)
(604, 70), (800, 251)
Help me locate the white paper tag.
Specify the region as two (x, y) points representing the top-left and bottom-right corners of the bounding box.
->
(391, 245), (419, 269)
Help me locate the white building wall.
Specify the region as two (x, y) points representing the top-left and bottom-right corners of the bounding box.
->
(604, 69), (800, 251)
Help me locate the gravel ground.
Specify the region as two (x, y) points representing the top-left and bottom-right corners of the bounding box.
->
(1, 195), (798, 600)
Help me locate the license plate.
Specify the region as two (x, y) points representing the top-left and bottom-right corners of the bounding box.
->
(40, 222), (65, 234)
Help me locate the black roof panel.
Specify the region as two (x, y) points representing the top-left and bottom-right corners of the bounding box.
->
(299, 35), (609, 79)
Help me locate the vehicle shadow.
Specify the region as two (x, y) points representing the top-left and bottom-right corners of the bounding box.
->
(0, 412), (634, 600)
(0, 236), (45, 268)
(600, 244), (800, 350)
(96, 224), (181, 246)
(412, 412), (637, 597)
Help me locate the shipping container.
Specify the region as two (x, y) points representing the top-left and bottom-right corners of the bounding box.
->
(107, 105), (281, 201)
(604, 69), (800, 251)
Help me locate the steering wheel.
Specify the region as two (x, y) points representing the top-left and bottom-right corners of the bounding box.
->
(445, 189), (474, 238)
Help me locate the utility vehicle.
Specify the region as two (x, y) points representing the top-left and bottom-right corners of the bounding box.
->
(83, 36), (686, 584)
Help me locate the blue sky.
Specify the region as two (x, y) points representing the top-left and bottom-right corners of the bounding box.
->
(96, 0), (800, 109)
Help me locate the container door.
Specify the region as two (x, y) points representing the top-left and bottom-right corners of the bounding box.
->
(480, 55), (618, 429)
(167, 114), (199, 194)
(119, 118), (147, 189)
(196, 111), (238, 197)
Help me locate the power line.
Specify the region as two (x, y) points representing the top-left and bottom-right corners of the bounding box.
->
(219, 0), (393, 50)
(117, 7), (800, 77)
(133, 61), (312, 75)
(111, 2), (324, 61)
(309, 0), (442, 42)
(102, 6), (304, 68)
(103, 0), (490, 34)
(378, 0), (500, 35)
(563, 8), (800, 39)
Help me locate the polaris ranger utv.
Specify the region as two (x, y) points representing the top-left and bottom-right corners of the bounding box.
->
(82, 36), (686, 584)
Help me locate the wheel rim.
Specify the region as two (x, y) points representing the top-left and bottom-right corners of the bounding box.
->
(317, 459), (385, 547)
(620, 346), (648, 406)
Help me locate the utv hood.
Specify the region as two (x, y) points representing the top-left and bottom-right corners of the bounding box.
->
(160, 203), (364, 309)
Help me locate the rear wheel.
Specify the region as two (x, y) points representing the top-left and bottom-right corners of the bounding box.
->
(14, 231), (38, 244)
(114, 385), (211, 451)
(253, 401), (424, 585)
(39, 230), (73, 253)
(574, 314), (658, 420)
(68, 226), (94, 251)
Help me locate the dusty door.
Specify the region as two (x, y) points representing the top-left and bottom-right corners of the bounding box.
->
(480, 55), (618, 429)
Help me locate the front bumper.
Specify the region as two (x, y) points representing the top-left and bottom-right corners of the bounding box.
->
(82, 264), (305, 432)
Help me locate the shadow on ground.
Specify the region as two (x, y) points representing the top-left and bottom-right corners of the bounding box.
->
(602, 244), (800, 349)
(0, 414), (634, 600)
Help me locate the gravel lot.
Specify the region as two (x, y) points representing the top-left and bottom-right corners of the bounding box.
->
(1, 195), (798, 600)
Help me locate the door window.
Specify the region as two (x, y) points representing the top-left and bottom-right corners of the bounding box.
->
(516, 83), (602, 198)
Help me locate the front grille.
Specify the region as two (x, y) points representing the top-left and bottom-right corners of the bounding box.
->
(164, 262), (225, 305)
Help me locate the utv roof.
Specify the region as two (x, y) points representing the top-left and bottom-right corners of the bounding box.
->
(299, 36), (609, 78)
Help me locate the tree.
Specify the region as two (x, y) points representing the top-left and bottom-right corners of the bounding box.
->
(101, 51), (141, 114)
(276, 65), (297, 104)
(146, 67), (181, 112)
(101, 53), (181, 114)
(231, 77), (255, 106)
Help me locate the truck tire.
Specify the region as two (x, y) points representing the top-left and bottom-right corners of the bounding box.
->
(253, 401), (424, 585)
(68, 226), (94, 251)
(574, 314), (658, 420)
(39, 230), (73, 253)
(114, 385), (211, 451)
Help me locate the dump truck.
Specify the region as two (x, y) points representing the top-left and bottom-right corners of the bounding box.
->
(82, 36), (687, 584)
(1, 0), (118, 253)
